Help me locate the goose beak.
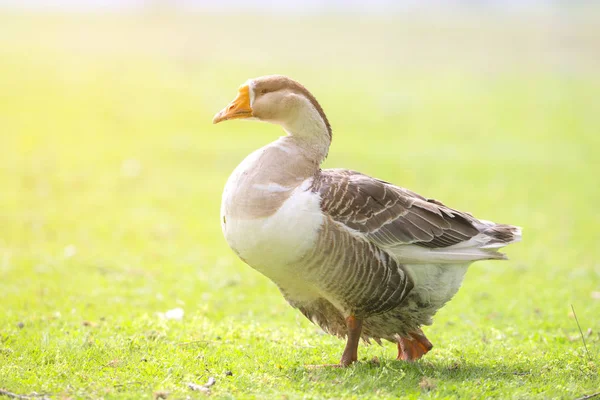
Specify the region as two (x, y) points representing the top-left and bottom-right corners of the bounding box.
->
(213, 85), (253, 124)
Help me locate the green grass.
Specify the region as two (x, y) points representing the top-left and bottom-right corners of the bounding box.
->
(1, 10), (600, 399)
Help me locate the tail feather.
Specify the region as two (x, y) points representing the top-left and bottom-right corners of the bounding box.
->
(480, 224), (522, 249)
(388, 223), (521, 264)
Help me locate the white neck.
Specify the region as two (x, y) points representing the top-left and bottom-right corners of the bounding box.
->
(280, 99), (331, 165)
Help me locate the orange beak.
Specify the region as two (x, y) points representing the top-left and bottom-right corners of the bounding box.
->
(213, 85), (253, 124)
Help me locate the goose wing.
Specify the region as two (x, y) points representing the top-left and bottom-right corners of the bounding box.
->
(311, 169), (520, 263)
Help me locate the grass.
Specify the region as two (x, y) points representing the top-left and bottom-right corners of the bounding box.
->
(1, 9), (600, 399)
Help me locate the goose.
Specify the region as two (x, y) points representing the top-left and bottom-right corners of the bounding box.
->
(213, 75), (521, 367)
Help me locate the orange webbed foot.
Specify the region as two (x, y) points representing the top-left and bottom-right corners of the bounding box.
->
(397, 329), (433, 362)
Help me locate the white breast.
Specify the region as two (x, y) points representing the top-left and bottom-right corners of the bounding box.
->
(221, 174), (324, 277)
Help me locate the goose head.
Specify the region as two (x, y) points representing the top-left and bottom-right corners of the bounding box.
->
(213, 75), (332, 149)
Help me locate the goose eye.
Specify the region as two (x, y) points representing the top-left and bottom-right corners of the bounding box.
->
(260, 89), (268, 95)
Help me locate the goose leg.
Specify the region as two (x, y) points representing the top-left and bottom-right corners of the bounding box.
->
(340, 315), (363, 366)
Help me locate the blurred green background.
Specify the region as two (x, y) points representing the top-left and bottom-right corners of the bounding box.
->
(1, 3), (599, 399)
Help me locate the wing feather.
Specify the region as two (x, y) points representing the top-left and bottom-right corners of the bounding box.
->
(311, 169), (502, 251)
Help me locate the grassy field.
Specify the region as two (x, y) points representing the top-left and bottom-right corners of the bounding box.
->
(1, 9), (600, 399)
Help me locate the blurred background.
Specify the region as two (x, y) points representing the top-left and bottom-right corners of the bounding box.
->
(1, 0), (600, 396)
(1, 0), (599, 369)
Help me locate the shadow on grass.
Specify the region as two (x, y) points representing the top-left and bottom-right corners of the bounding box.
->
(288, 358), (532, 397)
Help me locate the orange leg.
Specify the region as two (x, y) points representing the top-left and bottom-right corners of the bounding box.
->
(340, 315), (363, 366)
(397, 329), (433, 362)
(305, 316), (363, 369)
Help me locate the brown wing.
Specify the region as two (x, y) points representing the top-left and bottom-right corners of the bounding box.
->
(311, 169), (481, 249)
